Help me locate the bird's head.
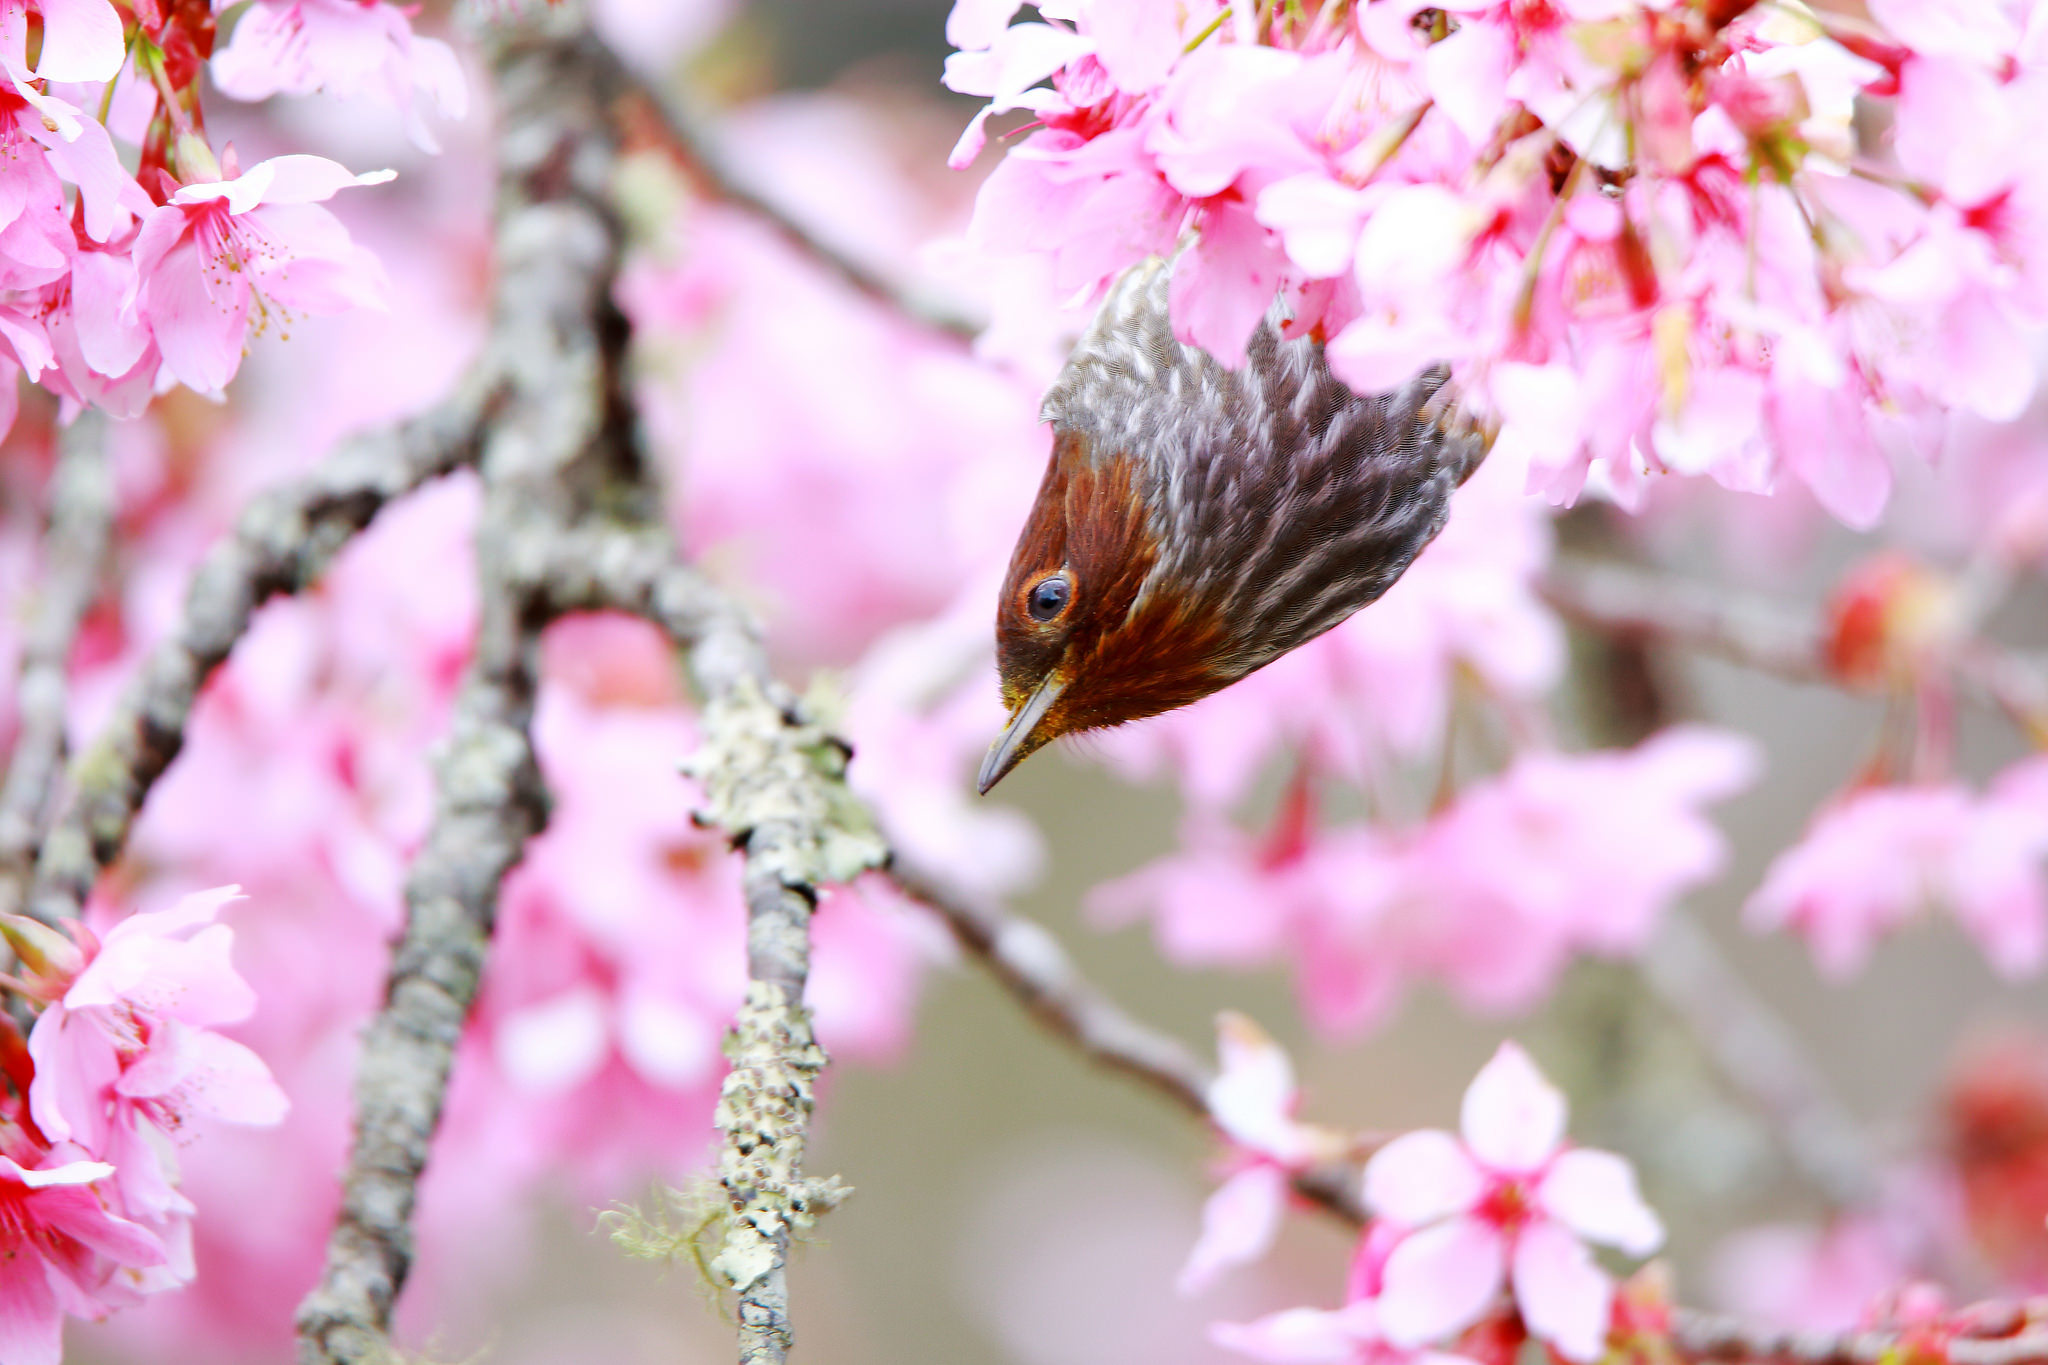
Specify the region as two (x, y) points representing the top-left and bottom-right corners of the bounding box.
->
(977, 429), (1231, 794)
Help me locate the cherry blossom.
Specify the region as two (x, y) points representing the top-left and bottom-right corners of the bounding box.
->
(0, 1156), (166, 1365)
(1096, 727), (1756, 1034)
(22, 886), (289, 1257)
(210, 0), (468, 153)
(947, 0), (2048, 525)
(1745, 761), (2048, 978)
(126, 154), (395, 396)
(1362, 1043), (1665, 1362)
(1179, 1013), (1347, 1294)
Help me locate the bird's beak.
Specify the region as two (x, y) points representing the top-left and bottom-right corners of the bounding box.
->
(977, 673), (1066, 795)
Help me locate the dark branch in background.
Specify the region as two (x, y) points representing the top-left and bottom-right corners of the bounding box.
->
(1541, 558), (1829, 682)
(0, 413), (113, 920)
(26, 384), (497, 927)
(293, 15), (630, 1364)
(1541, 558), (2048, 735)
(600, 49), (987, 345)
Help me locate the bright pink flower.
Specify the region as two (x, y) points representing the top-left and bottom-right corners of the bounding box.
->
(26, 885), (289, 1257)
(1363, 1043), (1664, 1362)
(0, 1155), (166, 1365)
(1179, 1013), (1345, 1294)
(1746, 768), (2048, 978)
(125, 153), (395, 395)
(211, 0), (468, 153)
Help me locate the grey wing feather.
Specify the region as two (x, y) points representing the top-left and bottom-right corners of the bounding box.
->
(1040, 257), (1489, 679)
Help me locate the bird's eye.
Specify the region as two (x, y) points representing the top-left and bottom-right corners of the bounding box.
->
(1027, 575), (1071, 622)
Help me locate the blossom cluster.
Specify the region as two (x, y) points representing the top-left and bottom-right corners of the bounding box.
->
(0, 889), (286, 1365)
(0, 0), (461, 433)
(947, 0), (2048, 527)
(1196, 1034), (1666, 1365)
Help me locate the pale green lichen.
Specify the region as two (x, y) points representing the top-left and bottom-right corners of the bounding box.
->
(680, 675), (887, 889)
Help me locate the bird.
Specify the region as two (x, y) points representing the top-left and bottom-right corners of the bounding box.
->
(977, 257), (1492, 795)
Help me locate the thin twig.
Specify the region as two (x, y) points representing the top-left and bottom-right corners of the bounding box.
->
(1540, 558), (2048, 734)
(293, 16), (627, 1364)
(0, 413), (113, 919)
(1670, 1304), (2048, 1365)
(598, 47), (986, 344)
(1540, 558), (1828, 682)
(885, 851), (1371, 1224)
(26, 383), (498, 927)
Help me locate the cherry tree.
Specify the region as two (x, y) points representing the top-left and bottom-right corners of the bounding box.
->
(0, 0), (2044, 1363)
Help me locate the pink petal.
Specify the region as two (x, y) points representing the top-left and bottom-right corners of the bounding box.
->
(0, 1251), (61, 1365)
(69, 249), (147, 377)
(1423, 21), (1512, 145)
(1171, 202), (1285, 368)
(1377, 1215), (1507, 1347)
(946, 0), (1023, 51)
(0, 1158), (110, 1189)
(246, 153), (395, 205)
(1362, 1130), (1484, 1226)
(1210, 1303), (1378, 1363)
(1510, 1220), (1615, 1364)
(1208, 1012), (1302, 1157)
(1178, 1164), (1288, 1295)
(1255, 173), (1368, 280)
(1086, 0), (1180, 93)
(31, 0), (124, 82)
(1535, 1149), (1663, 1256)
(139, 232), (251, 394)
(1459, 1042), (1566, 1174)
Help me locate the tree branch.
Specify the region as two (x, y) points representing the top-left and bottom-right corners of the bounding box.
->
(0, 413), (113, 920)
(1540, 558), (1828, 682)
(25, 383), (498, 927)
(1670, 1304), (2048, 1365)
(294, 16), (629, 1364)
(884, 851), (1372, 1223)
(1539, 558), (2048, 737)
(523, 515), (875, 1362)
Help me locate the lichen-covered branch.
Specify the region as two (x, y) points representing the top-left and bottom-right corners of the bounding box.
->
(0, 414), (113, 920)
(600, 48), (985, 344)
(293, 16), (628, 1365)
(26, 383), (498, 927)
(686, 681), (880, 1364)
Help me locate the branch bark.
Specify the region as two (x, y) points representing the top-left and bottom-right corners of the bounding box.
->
(1540, 557), (2048, 737)
(523, 515), (874, 1363)
(25, 383), (497, 927)
(294, 16), (630, 1364)
(0, 413), (113, 920)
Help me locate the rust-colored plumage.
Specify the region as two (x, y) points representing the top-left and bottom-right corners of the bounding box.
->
(979, 258), (1490, 793)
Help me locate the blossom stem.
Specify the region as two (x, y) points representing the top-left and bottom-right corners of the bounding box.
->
(1185, 7), (1233, 54)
